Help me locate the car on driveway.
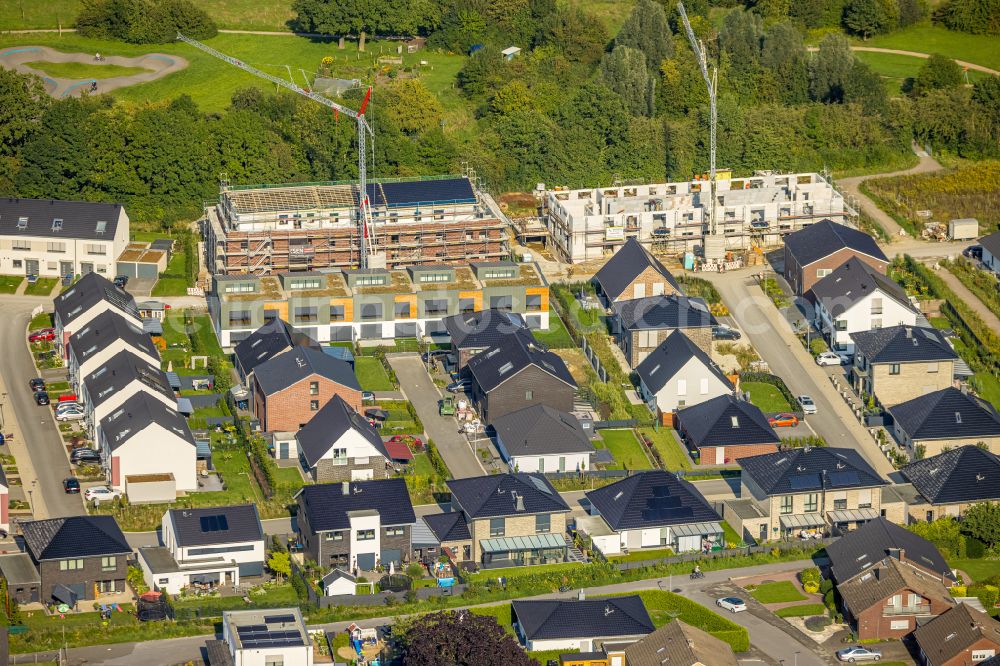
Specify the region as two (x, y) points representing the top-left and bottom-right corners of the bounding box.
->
(447, 379), (472, 393)
(70, 447), (102, 465)
(84, 486), (122, 503)
(28, 329), (55, 343)
(34, 391), (50, 406)
(768, 413), (799, 428)
(63, 477), (81, 494)
(815, 351), (845, 366)
(712, 325), (742, 340)
(55, 401), (82, 413)
(716, 597), (747, 613)
(837, 647), (882, 662)
(29, 378), (46, 392)
(55, 407), (85, 421)
(362, 391), (376, 402)
(797, 395), (817, 415)
(963, 245), (983, 260)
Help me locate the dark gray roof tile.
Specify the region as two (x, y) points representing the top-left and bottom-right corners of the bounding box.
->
(850, 325), (957, 364)
(443, 309), (528, 350)
(738, 447), (885, 496)
(447, 473), (569, 519)
(512, 595), (654, 641)
(593, 238), (680, 301)
(54, 272), (139, 327)
(491, 404), (594, 458)
(234, 321), (321, 377)
(0, 198), (123, 240)
(296, 394), (389, 468)
(783, 219), (887, 267)
(466, 330), (575, 393)
(614, 295), (716, 331)
(21, 516), (130, 561)
(808, 257), (913, 316)
(253, 347), (359, 396)
(69, 310), (157, 366)
(297, 478), (415, 532)
(825, 517), (953, 583)
(677, 395), (779, 449)
(913, 603), (1000, 666)
(99, 392), (194, 452)
(585, 470), (721, 531)
(888, 388), (1000, 441)
(901, 445), (1000, 505)
(635, 330), (732, 393)
(422, 512), (471, 542)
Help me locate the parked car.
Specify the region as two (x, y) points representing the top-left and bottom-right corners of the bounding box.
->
(55, 401), (83, 413)
(837, 647), (882, 663)
(113, 275), (129, 288)
(716, 597), (747, 613)
(28, 328), (55, 343)
(361, 391), (376, 403)
(29, 378), (46, 392)
(963, 245), (983, 260)
(55, 407), (85, 421)
(63, 477), (81, 494)
(797, 395), (817, 415)
(70, 447), (102, 464)
(768, 413), (799, 428)
(712, 325), (742, 340)
(84, 486), (122, 503)
(447, 379), (472, 393)
(34, 391), (50, 406)
(421, 349), (450, 362)
(815, 351), (844, 366)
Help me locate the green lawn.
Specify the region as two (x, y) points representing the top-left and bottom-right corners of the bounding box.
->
(775, 603), (827, 618)
(466, 561), (584, 583)
(609, 547), (677, 563)
(722, 521), (743, 547)
(595, 429), (653, 470)
(741, 382), (793, 413)
(0, 276), (24, 294)
(749, 581), (807, 604)
(606, 590), (750, 652)
(951, 340), (1000, 411)
(28, 311), (53, 330)
(951, 559), (1000, 582)
(354, 356), (395, 391)
(638, 427), (692, 471)
(150, 235), (191, 297)
(24, 277), (58, 296)
(532, 312), (575, 349)
(860, 24), (1000, 72)
(25, 59), (152, 79)
(854, 50), (987, 95)
(0, 0), (295, 31)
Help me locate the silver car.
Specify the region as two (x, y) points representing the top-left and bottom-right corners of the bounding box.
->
(797, 395), (817, 415)
(837, 647), (882, 662)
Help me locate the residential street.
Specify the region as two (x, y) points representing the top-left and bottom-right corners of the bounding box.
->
(704, 270), (896, 478)
(387, 353), (485, 478)
(0, 296), (84, 519)
(12, 558), (821, 665)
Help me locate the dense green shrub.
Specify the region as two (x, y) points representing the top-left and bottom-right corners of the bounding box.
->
(76, 0), (218, 43)
(933, 0), (1000, 35)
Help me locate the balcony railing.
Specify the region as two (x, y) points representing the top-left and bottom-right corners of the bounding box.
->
(883, 605), (931, 616)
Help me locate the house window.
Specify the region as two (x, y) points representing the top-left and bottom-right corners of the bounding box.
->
(47, 242), (66, 253)
(60, 559), (84, 571)
(890, 620), (909, 630)
(229, 310), (252, 327)
(489, 295), (513, 311)
(526, 294), (543, 312)
(289, 278), (321, 290)
(833, 498), (847, 510)
(889, 363), (900, 375)
(525, 390), (533, 401)
(835, 319), (848, 331)
(871, 319), (882, 329)
(11, 240), (30, 251)
(489, 517), (505, 537)
(294, 306), (318, 323)
(224, 282), (256, 294)
(870, 298), (883, 315)
(97, 580), (117, 594)
(310, 400), (319, 411)
(355, 275), (387, 287)
(804, 493), (818, 512)
(330, 305), (346, 322)
(816, 268), (832, 278)
(309, 381), (319, 395)
(331, 448), (348, 465)
(972, 651), (996, 662)
(536, 514), (550, 534)
(324, 531), (344, 541)
(927, 362), (938, 373)
(424, 299), (449, 316)
(360, 303), (383, 321)
(101, 556), (116, 572)
(394, 301), (411, 319)
(677, 379), (687, 396)
(858, 489), (872, 509)
(356, 529), (375, 541)
(459, 297), (476, 314)
(85, 244), (107, 255)
(265, 657), (285, 666)
(780, 496), (793, 515)
(385, 526), (404, 537)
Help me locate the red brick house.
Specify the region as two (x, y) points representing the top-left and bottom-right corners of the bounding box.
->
(251, 347), (361, 432)
(914, 603), (1000, 666)
(676, 394), (780, 465)
(782, 219), (888, 296)
(838, 556), (954, 640)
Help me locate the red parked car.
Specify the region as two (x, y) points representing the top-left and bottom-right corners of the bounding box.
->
(28, 328), (55, 343)
(768, 413), (799, 428)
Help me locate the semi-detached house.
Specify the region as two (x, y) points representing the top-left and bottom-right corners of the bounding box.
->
(67, 310), (159, 383)
(782, 219), (888, 296)
(80, 351), (176, 437)
(888, 387), (1000, 457)
(53, 271), (140, 356)
(901, 446), (1000, 523)
(850, 325), (959, 407)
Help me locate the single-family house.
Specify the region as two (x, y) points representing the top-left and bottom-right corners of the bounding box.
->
(207, 608), (314, 666)
(676, 395), (780, 465)
(467, 329), (576, 423)
(914, 603), (1000, 666)
(67, 309), (159, 382)
(491, 404), (594, 474)
(782, 219), (888, 296)
(440, 473), (571, 567)
(826, 516), (955, 585)
(737, 447), (888, 542)
(623, 619), (739, 666)
(901, 446), (1000, 523)
(635, 330), (733, 415)
(593, 237), (682, 305)
(850, 325), (959, 406)
(512, 595), (654, 652)
(138, 505), (265, 594)
(581, 471), (724, 556)
(80, 351), (176, 434)
(888, 387), (1000, 457)
(295, 478), (415, 572)
(980, 231), (1000, 275)
(296, 394), (391, 482)
(443, 309), (528, 370)
(97, 392), (197, 496)
(53, 271), (139, 356)
(233, 319), (321, 384)
(251, 346), (362, 432)
(20, 515), (131, 604)
(809, 257), (918, 353)
(612, 295), (716, 366)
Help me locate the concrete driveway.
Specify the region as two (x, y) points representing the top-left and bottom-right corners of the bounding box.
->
(387, 354), (484, 479)
(0, 298), (84, 519)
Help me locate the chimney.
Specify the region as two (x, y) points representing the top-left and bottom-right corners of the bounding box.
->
(578, 589), (586, 601)
(341, 481), (350, 496)
(905, 327), (912, 338)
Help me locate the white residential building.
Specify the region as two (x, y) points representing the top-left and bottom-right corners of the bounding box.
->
(53, 271), (140, 354)
(295, 395), (392, 483)
(810, 257), (918, 353)
(67, 310), (159, 382)
(634, 330), (733, 414)
(491, 404), (594, 474)
(212, 608), (314, 666)
(79, 351), (176, 437)
(0, 198), (129, 278)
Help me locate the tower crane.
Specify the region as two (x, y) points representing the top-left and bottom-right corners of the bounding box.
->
(676, 2), (718, 237)
(175, 32), (380, 268)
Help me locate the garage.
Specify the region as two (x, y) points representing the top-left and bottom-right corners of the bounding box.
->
(116, 244), (166, 279)
(360, 324), (381, 339)
(394, 323), (417, 338)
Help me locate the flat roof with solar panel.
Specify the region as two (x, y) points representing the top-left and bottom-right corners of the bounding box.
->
(225, 608), (309, 653)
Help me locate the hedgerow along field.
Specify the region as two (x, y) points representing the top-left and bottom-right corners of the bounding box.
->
(0, 0), (295, 31)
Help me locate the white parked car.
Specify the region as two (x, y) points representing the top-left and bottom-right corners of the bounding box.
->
(716, 597), (747, 613)
(797, 395), (817, 415)
(815, 351), (843, 366)
(55, 408), (85, 421)
(84, 486), (122, 503)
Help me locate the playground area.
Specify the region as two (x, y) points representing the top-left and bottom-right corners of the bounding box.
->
(339, 624), (387, 665)
(0, 45), (187, 98)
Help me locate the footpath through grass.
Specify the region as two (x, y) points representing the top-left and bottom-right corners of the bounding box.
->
(0, 0), (295, 31)
(860, 24), (1000, 72)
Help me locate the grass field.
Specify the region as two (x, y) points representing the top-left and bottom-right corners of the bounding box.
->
(607, 590), (750, 652)
(0, 276), (23, 294)
(532, 312), (575, 349)
(0, 1), (295, 31)
(354, 356), (395, 391)
(595, 429), (653, 470)
(951, 558), (1000, 582)
(24, 277), (58, 296)
(853, 50), (986, 95)
(741, 382), (793, 413)
(774, 603), (827, 618)
(466, 561), (584, 583)
(146, 238), (190, 296)
(749, 581), (807, 604)
(29, 311), (53, 330)
(638, 427), (692, 471)
(860, 24), (1000, 72)
(25, 59), (151, 79)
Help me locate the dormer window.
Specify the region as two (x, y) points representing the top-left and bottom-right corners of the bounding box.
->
(52, 218), (63, 231)
(17, 217), (28, 230)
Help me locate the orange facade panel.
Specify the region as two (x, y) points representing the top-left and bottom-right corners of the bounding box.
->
(394, 294), (418, 319)
(459, 290), (483, 311)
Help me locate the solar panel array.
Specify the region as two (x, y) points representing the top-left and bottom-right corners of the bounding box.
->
(236, 624), (305, 649)
(788, 474), (822, 491)
(200, 515), (230, 532)
(640, 485), (694, 522)
(264, 614), (296, 624)
(828, 471), (860, 487)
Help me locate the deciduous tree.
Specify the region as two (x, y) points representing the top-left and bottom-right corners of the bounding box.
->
(961, 501), (1000, 548)
(615, 0), (673, 70)
(600, 45), (655, 117)
(843, 0), (899, 38)
(399, 611), (533, 666)
(911, 53), (963, 95)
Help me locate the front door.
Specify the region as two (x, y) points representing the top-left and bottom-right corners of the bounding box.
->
(715, 447), (725, 465)
(559, 456), (566, 473)
(60, 261), (73, 277)
(356, 553), (376, 571)
(81, 263), (93, 274)
(25, 259), (39, 276)
(278, 441), (289, 459)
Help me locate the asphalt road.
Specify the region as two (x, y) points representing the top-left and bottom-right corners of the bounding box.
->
(387, 354), (485, 478)
(0, 298), (84, 518)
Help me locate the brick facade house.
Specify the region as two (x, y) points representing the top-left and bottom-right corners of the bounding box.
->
(676, 395), (780, 466)
(612, 295), (715, 366)
(782, 220), (888, 296)
(296, 395), (391, 483)
(914, 604), (1000, 666)
(592, 237), (681, 305)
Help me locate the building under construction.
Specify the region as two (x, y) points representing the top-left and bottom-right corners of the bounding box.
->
(205, 175), (507, 275)
(542, 171), (857, 264)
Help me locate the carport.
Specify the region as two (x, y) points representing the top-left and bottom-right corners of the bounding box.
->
(779, 513), (825, 538)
